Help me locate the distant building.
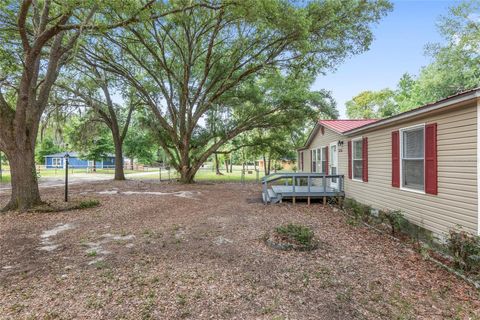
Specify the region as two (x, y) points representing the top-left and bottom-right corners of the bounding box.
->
(256, 158), (295, 171)
(44, 152), (116, 169)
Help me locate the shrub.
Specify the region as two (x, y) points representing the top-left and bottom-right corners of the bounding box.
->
(380, 210), (406, 236)
(446, 228), (480, 273)
(274, 223), (315, 247)
(343, 198), (371, 223)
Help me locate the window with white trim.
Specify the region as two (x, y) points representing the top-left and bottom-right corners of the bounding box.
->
(311, 149), (317, 172)
(352, 139), (363, 180)
(401, 126), (424, 191)
(321, 147), (327, 173)
(52, 158), (62, 167)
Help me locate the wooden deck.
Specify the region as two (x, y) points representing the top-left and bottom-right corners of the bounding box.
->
(262, 172), (345, 204)
(271, 185), (341, 197)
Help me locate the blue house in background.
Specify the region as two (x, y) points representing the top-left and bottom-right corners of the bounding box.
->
(44, 152), (116, 169)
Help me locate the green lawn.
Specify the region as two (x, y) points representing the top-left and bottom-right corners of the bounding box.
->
(132, 168), (266, 183)
(194, 169), (264, 182)
(0, 174), (10, 184)
(0, 167), (270, 184)
(0, 167), (148, 183)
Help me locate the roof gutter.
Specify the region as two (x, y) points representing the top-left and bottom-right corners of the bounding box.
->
(344, 90), (480, 136)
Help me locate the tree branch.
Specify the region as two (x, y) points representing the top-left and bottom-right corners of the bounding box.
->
(18, 0), (32, 51)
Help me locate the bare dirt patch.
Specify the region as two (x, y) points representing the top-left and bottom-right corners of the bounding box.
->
(0, 180), (479, 319)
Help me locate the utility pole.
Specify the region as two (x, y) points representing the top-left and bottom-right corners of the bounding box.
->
(64, 147), (70, 202)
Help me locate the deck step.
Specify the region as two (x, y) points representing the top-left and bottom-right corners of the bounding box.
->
(268, 188), (281, 204)
(262, 188), (282, 204)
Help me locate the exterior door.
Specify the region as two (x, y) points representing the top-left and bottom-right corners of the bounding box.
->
(329, 142), (338, 189)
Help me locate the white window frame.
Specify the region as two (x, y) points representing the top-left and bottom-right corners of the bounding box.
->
(320, 146), (327, 173)
(351, 137), (364, 182)
(311, 147), (328, 173)
(52, 157), (63, 168)
(399, 123), (426, 194)
(311, 149), (317, 172)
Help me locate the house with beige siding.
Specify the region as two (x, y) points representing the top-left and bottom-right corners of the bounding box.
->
(297, 88), (480, 237)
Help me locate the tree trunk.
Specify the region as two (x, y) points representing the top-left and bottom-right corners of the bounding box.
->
(224, 159), (229, 173)
(230, 158), (233, 173)
(2, 147), (42, 211)
(267, 158), (272, 176)
(214, 153), (222, 175)
(179, 166), (196, 183)
(131, 158), (134, 171)
(263, 154), (269, 176)
(113, 137), (126, 180)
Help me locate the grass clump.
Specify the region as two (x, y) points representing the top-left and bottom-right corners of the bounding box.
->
(266, 223), (318, 251)
(275, 224), (314, 246)
(76, 199), (100, 209)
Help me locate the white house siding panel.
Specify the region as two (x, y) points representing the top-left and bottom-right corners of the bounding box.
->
(344, 103), (478, 236)
(302, 126), (344, 173)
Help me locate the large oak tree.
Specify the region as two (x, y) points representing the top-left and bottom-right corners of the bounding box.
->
(0, 0), (206, 210)
(88, 0), (392, 183)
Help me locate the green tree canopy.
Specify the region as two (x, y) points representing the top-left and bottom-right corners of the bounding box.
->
(346, 89), (397, 119)
(88, 0), (391, 182)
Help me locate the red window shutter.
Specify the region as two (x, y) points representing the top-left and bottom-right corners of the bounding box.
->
(425, 123), (438, 195)
(325, 147), (329, 174)
(362, 137), (368, 182)
(347, 141), (352, 179)
(392, 131), (400, 187)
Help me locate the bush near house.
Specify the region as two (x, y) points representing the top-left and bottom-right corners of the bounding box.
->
(341, 198), (480, 280)
(447, 228), (480, 273)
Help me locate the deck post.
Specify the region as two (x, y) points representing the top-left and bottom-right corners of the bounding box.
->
(323, 174), (327, 205)
(262, 177), (267, 204)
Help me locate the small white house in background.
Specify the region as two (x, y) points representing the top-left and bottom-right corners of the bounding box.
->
(298, 88), (480, 237)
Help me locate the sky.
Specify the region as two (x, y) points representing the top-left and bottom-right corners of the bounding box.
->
(312, 0), (457, 118)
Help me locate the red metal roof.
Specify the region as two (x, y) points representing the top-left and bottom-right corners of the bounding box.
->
(318, 119), (378, 134)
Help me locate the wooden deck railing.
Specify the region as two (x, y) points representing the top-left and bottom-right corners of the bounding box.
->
(262, 172), (345, 204)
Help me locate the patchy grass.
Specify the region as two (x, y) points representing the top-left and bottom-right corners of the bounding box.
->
(27, 199), (100, 213)
(76, 199), (100, 209)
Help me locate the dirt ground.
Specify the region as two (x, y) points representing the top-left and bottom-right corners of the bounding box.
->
(0, 180), (479, 319)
